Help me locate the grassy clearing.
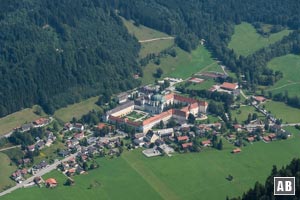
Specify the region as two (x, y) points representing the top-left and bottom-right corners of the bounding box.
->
(141, 45), (216, 85)
(264, 101), (300, 123)
(228, 22), (292, 56)
(139, 39), (174, 58)
(0, 153), (16, 192)
(185, 79), (215, 91)
(122, 18), (174, 58)
(3, 127), (300, 200)
(231, 105), (265, 124)
(0, 106), (44, 136)
(266, 54), (300, 97)
(54, 97), (102, 123)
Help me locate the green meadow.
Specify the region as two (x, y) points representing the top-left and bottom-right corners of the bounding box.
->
(265, 101), (300, 124)
(3, 127), (300, 200)
(0, 106), (45, 136)
(0, 153), (17, 192)
(266, 54), (300, 97)
(54, 97), (102, 123)
(228, 22), (291, 56)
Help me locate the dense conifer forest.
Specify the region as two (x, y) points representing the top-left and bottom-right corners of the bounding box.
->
(1, 0), (300, 117)
(0, 0), (141, 117)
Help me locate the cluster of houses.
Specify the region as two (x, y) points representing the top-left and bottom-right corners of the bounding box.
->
(11, 168), (28, 183)
(27, 131), (57, 152)
(58, 157), (85, 177)
(16, 118), (51, 132)
(33, 177), (58, 188)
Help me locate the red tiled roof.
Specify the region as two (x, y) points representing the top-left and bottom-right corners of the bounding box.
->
(254, 96), (266, 102)
(142, 110), (172, 126)
(232, 148), (241, 153)
(45, 178), (57, 185)
(177, 135), (189, 141)
(182, 142), (193, 148)
(263, 136), (271, 141)
(34, 118), (48, 125)
(220, 82), (238, 90)
(247, 137), (255, 142)
(201, 140), (211, 145)
(97, 123), (106, 129)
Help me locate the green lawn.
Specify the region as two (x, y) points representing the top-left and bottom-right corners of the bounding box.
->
(0, 106), (45, 136)
(54, 97), (102, 123)
(228, 22), (292, 56)
(185, 79), (215, 91)
(231, 105), (265, 124)
(3, 127), (300, 200)
(266, 54), (300, 97)
(141, 46), (217, 85)
(265, 101), (300, 123)
(122, 18), (174, 58)
(0, 153), (16, 192)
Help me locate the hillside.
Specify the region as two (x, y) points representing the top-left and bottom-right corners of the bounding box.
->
(0, 0), (141, 117)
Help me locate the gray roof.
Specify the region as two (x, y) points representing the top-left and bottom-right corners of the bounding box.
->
(107, 101), (134, 115)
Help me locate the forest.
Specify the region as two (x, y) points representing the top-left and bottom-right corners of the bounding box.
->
(1, 0), (300, 117)
(0, 0), (141, 117)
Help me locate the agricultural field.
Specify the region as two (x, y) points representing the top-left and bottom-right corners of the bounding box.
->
(266, 54), (300, 97)
(141, 46), (217, 85)
(0, 106), (45, 136)
(231, 105), (265, 124)
(0, 153), (17, 192)
(54, 97), (102, 123)
(228, 22), (292, 56)
(2, 127), (300, 200)
(264, 101), (300, 124)
(122, 18), (174, 58)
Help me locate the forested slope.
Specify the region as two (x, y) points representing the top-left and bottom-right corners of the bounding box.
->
(0, 0), (141, 117)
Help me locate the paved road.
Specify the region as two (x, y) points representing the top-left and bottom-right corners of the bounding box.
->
(139, 37), (174, 43)
(0, 152), (78, 197)
(0, 145), (21, 152)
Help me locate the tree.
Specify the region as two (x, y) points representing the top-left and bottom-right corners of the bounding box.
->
(188, 114), (196, 124)
(159, 120), (164, 129)
(217, 139), (223, 150)
(154, 68), (163, 78)
(82, 162), (88, 171)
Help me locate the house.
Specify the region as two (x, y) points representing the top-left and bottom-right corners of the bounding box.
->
(220, 82), (238, 91)
(201, 140), (211, 147)
(263, 136), (271, 142)
(21, 123), (33, 132)
(59, 150), (71, 157)
(73, 132), (85, 140)
(116, 92), (128, 104)
(45, 178), (58, 188)
(182, 142), (193, 149)
(253, 96), (267, 103)
(232, 148), (241, 154)
(74, 123), (84, 131)
(268, 133), (277, 141)
(154, 128), (174, 138)
(233, 124), (243, 132)
(133, 138), (145, 147)
(96, 123), (107, 130)
(145, 132), (159, 143)
(177, 135), (189, 142)
(64, 123), (73, 131)
(247, 137), (255, 142)
(27, 145), (35, 152)
(36, 140), (45, 150)
(33, 118), (49, 127)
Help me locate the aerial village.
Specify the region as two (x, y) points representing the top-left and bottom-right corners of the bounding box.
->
(4, 73), (292, 189)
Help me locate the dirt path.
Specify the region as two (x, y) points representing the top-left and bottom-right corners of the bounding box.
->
(0, 145), (21, 152)
(266, 82), (300, 91)
(139, 37), (174, 43)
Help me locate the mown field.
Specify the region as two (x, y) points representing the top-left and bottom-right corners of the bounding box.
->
(228, 22), (292, 56)
(122, 18), (174, 58)
(265, 101), (300, 124)
(266, 54), (300, 97)
(0, 106), (44, 136)
(141, 46), (217, 85)
(0, 153), (16, 192)
(231, 105), (265, 124)
(54, 97), (102, 123)
(3, 127), (300, 200)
